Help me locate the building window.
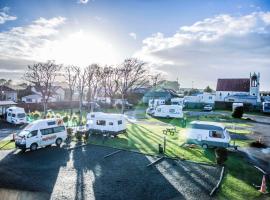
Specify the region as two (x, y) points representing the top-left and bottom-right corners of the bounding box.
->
(253, 93), (255, 96)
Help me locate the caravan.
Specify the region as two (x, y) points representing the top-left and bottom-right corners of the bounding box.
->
(6, 106), (27, 125)
(151, 105), (184, 118)
(15, 118), (67, 151)
(186, 121), (233, 149)
(263, 102), (270, 113)
(86, 112), (127, 136)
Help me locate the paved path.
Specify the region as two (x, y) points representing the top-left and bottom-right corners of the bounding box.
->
(0, 145), (221, 200)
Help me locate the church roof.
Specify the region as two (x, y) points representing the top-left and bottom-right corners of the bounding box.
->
(216, 78), (250, 92)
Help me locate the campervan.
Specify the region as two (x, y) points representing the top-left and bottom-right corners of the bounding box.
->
(15, 118), (67, 151)
(152, 105), (184, 118)
(86, 112), (126, 136)
(6, 106), (27, 125)
(263, 102), (270, 113)
(186, 121), (233, 149)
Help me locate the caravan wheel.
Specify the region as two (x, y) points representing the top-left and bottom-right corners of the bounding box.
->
(202, 144), (208, 149)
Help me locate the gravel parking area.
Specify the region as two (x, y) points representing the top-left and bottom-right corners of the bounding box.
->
(0, 145), (221, 200)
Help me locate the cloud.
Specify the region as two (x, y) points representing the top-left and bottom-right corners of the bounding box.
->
(129, 32), (137, 40)
(0, 7), (17, 24)
(78, 0), (89, 4)
(135, 12), (270, 90)
(0, 16), (66, 60)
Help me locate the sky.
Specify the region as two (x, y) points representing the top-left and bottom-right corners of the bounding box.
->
(0, 0), (270, 90)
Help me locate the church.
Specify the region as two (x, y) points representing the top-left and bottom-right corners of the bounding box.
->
(215, 72), (261, 106)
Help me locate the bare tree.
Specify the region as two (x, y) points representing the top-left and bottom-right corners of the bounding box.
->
(74, 66), (87, 125)
(85, 64), (95, 111)
(106, 67), (121, 105)
(64, 66), (78, 114)
(118, 58), (148, 113)
(24, 61), (61, 115)
(150, 73), (163, 88)
(0, 79), (12, 100)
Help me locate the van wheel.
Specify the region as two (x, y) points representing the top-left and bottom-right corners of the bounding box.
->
(30, 143), (38, 151)
(56, 138), (62, 147)
(202, 144), (208, 149)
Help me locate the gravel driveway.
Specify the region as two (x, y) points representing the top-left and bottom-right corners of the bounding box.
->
(0, 145), (221, 200)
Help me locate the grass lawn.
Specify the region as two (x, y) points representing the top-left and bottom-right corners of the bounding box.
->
(0, 140), (15, 150)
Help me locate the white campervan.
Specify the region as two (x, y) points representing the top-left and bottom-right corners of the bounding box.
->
(6, 106), (27, 125)
(152, 105), (184, 118)
(15, 118), (67, 151)
(186, 121), (232, 149)
(86, 112), (126, 136)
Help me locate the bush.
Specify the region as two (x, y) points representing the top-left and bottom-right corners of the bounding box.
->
(75, 131), (82, 141)
(232, 106), (244, 118)
(32, 111), (41, 120)
(67, 128), (73, 137)
(63, 115), (69, 123)
(215, 148), (228, 165)
(55, 113), (61, 118)
(84, 132), (89, 143)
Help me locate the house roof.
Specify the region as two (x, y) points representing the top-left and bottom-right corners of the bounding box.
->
(0, 100), (17, 106)
(216, 78), (250, 92)
(0, 85), (16, 92)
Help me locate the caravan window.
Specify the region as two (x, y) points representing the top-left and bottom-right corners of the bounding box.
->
(97, 120), (106, 126)
(118, 120), (122, 125)
(169, 109), (175, 113)
(91, 114), (95, 118)
(209, 130), (224, 139)
(157, 108), (161, 112)
(109, 122), (113, 126)
(12, 114), (16, 117)
(8, 113), (11, 116)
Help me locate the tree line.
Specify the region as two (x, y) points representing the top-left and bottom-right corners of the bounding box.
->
(24, 58), (161, 123)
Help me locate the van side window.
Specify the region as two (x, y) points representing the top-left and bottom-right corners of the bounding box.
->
(12, 114), (16, 117)
(53, 126), (65, 133)
(118, 120), (122, 125)
(27, 130), (38, 138)
(96, 120), (106, 126)
(8, 113), (11, 116)
(47, 121), (56, 126)
(169, 109), (175, 113)
(40, 128), (54, 135)
(209, 130), (224, 139)
(109, 122), (113, 126)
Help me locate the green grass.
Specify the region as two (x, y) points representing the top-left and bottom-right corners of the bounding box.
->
(227, 129), (252, 135)
(0, 141), (15, 150)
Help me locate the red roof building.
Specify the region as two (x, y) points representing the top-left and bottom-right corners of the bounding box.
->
(216, 79), (250, 92)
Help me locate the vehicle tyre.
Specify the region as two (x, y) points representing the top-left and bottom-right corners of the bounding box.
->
(202, 144), (208, 149)
(21, 149), (26, 153)
(45, 145), (52, 148)
(30, 143), (38, 151)
(56, 138), (62, 147)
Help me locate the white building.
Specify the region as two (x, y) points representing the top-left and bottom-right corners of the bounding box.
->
(184, 92), (215, 104)
(0, 86), (17, 102)
(215, 72), (261, 105)
(21, 94), (57, 103)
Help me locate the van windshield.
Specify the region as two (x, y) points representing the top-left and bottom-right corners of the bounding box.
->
(17, 113), (26, 118)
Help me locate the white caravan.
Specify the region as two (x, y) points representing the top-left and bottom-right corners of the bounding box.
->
(263, 102), (270, 113)
(148, 99), (166, 108)
(15, 118), (67, 151)
(6, 106), (27, 125)
(152, 105), (184, 118)
(186, 121), (233, 149)
(86, 112), (127, 136)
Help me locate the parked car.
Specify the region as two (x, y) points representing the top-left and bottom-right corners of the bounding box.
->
(82, 101), (100, 110)
(186, 121), (235, 149)
(15, 118), (67, 152)
(203, 105), (213, 111)
(5, 106), (27, 125)
(86, 112), (126, 136)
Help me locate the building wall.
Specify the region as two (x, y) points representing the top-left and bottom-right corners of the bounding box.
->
(5, 92), (17, 102)
(215, 91), (249, 102)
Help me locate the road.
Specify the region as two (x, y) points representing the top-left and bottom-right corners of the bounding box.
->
(0, 145), (221, 200)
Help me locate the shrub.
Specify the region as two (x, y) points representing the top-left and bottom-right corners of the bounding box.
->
(63, 115), (69, 123)
(232, 106), (244, 118)
(84, 132), (89, 143)
(75, 131), (82, 141)
(32, 111), (41, 120)
(215, 148), (228, 165)
(55, 113), (61, 118)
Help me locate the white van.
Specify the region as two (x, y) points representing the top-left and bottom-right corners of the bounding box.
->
(86, 112), (126, 136)
(186, 121), (233, 149)
(6, 106), (27, 125)
(15, 118), (67, 151)
(152, 105), (184, 118)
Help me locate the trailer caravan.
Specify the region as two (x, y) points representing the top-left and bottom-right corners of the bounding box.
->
(6, 106), (27, 125)
(148, 99), (166, 108)
(186, 121), (233, 149)
(86, 112), (127, 136)
(15, 118), (67, 151)
(263, 102), (270, 113)
(151, 105), (184, 118)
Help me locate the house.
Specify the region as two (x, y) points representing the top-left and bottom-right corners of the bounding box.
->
(184, 92), (215, 104)
(215, 72), (261, 105)
(142, 88), (180, 104)
(0, 85), (17, 102)
(0, 100), (17, 117)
